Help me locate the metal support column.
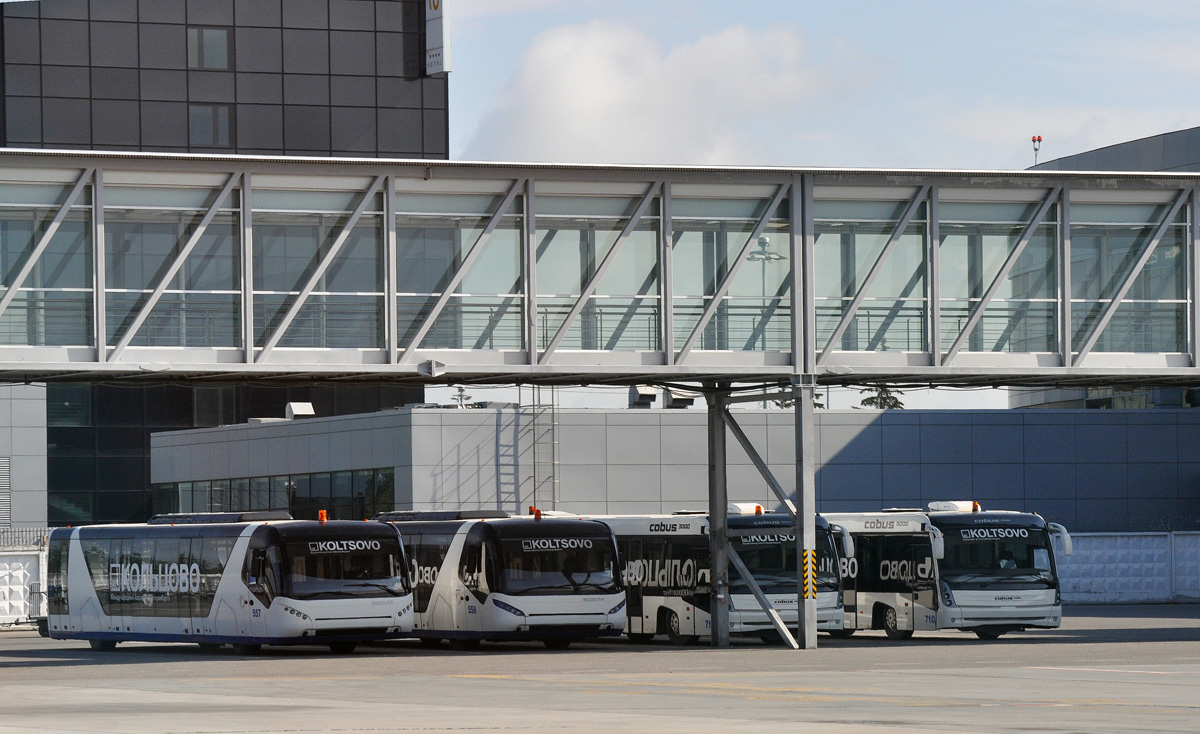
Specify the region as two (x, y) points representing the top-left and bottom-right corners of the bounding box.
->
(706, 383), (730, 648)
(793, 375), (818, 649)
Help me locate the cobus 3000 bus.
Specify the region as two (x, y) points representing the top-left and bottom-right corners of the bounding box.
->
(375, 511), (626, 649)
(825, 502), (1073, 640)
(579, 507), (850, 644)
(42, 512), (414, 654)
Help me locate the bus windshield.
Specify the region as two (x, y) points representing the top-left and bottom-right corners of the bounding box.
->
(496, 537), (619, 596)
(283, 538), (409, 600)
(730, 529), (840, 594)
(938, 526), (1057, 588)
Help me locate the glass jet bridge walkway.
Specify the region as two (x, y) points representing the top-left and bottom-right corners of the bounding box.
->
(0, 149), (1196, 389)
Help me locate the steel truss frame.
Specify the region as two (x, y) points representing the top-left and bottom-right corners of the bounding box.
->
(0, 152), (1194, 388)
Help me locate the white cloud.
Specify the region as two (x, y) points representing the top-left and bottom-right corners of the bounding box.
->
(462, 21), (878, 166)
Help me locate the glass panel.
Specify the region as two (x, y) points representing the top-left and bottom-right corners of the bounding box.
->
(1071, 203), (1177, 224)
(1074, 302), (1185, 353)
(535, 198), (659, 351)
(1071, 219), (1187, 353)
(672, 217), (790, 351)
(271, 476), (290, 511)
(230, 477), (249, 512)
(373, 468), (394, 515)
(311, 472), (331, 517)
(352, 469), (372, 520)
(109, 292), (239, 347)
(673, 197), (787, 220)
(255, 190), (380, 213)
(0, 291), (93, 346)
(0, 208), (92, 346)
(331, 471), (352, 520)
(938, 202), (1043, 222)
(813, 200), (919, 221)
(938, 221), (1057, 353)
(291, 474), (312, 520)
(813, 219), (925, 352)
(416, 295), (523, 350)
(105, 187), (235, 210)
(250, 476), (269, 510)
(941, 301), (1056, 352)
(256, 294), (382, 348)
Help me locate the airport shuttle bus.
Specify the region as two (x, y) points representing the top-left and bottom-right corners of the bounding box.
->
(824, 501), (1073, 640)
(583, 507), (849, 644)
(43, 512), (414, 654)
(374, 511), (626, 649)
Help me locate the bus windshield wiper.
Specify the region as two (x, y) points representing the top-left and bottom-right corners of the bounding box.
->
(290, 590), (356, 599)
(347, 582), (403, 596)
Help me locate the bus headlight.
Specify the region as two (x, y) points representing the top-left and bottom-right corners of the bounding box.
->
(607, 599), (626, 615)
(939, 581), (955, 607)
(492, 599), (526, 617)
(281, 604), (310, 621)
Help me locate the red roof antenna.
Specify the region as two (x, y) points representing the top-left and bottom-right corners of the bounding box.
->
(1032, 135), (1043, 166)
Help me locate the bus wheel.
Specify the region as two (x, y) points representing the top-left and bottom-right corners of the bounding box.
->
(626, 633), (656, 644)
(328, 642), (357, 654)
(231, 643), (261, 656)
(418, 638), (443, 649)
(883, 607), (913, 641)
(826, 629), (855, 639)
(448, 638), (481, 651)
(664, 611), (699, 646)
(543, 638), (572, 650)
(88, 639), (117, 651)
(975, 630), (1003, 640)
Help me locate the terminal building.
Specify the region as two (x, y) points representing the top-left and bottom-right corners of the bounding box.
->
(0, 1), (1197, 541)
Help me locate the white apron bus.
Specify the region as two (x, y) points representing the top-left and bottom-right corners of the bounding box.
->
(42, 512), (414, 654)
(825, 502), (1073, 640)
(374, 511), (626, 649)
(583, 508), (850, 644)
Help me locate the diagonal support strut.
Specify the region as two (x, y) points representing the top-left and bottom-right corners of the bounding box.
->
(818, 185), (930, 365)
(943, 186), (1061, 365)
(110, 172), (242, 361)
(1075, 188), (1189, 364)
(400, 178), (526, 364)
(538, 181), (661, 364)
(256, 176), (385, 362)
(676, 184), (788, 364)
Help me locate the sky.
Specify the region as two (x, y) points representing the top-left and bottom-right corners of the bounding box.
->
(448, 0), (1200, 169)
(432, 0), (1199, 409)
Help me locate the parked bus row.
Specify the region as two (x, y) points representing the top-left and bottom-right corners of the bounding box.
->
(39, 501), (1072, 653)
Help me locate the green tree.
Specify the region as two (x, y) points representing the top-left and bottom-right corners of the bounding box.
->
(857, 385), (904, 410)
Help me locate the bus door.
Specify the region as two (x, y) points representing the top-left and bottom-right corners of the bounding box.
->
(243, 532), (278, 639)
(908, 536), (937, 630)
(456, 526), (489, 632)
(621, 538), (645, 633)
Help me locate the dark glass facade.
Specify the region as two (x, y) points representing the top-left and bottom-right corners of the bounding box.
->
(0, 0), (448, 158)
(3, 1), (447, 524)
(47, 383), (421, 524)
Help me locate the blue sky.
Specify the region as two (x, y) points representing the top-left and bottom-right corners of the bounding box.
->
(449, 0), (1200, 169)
(436, 0), (1196, 409)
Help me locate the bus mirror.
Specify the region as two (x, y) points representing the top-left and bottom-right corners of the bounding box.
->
(1048, 523), (1073, 556)
(835, 525), (854, 559)
(929, 526), (945, 560)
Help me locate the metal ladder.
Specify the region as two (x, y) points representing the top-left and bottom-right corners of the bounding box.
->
(529, 385), (559, 510)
